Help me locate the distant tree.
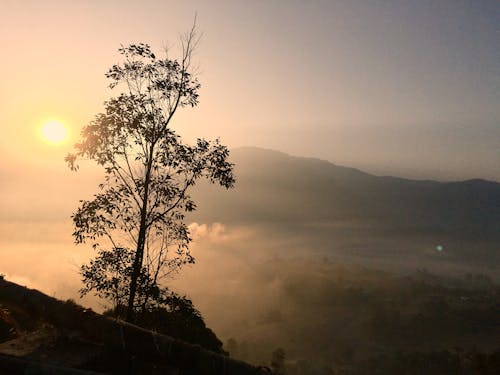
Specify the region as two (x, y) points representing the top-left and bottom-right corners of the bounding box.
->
(226, 337), (239, 358)
(271, 347), (286, 374)
(66, 23), (235, 321)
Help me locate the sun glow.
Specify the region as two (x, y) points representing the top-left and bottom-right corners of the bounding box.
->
(40, 120), (68, 144)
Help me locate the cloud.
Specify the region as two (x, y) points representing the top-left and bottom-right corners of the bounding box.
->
(188, 222), (253, 245)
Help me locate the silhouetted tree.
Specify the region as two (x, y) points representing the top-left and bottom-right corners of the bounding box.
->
(226, 337), (239, 358)
(79, 247), (169, 311)
(66, 24), (235, 321)
(271, 347), (286, 374)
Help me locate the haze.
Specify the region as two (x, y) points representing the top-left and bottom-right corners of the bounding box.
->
(1, 1), (499, 370)
(1, 0), (498, 180)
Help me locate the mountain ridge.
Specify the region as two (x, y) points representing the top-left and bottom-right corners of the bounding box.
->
(188, 146), (499, 268)
(230, 146), (499, 184)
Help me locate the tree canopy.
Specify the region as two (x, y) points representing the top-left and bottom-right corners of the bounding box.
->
(66, 26), (235, 321)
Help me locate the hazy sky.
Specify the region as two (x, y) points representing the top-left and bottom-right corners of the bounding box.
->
(0, 0), (498, 181)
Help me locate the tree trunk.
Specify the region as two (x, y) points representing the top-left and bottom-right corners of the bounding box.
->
(126, 216), (147, 322)
(126, 149), (155, 322)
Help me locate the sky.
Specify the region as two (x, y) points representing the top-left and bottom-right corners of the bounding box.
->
(0, 0), (498, 181)
(0, 0), (498, 304)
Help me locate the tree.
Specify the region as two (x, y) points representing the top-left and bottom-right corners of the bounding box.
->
(79, 247), (166, 311)
(271, 347), (286, 374)
(225, 337), (239, 358)
(66, 24), (235, 322)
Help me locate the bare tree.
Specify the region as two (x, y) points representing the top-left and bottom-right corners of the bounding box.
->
(66, 24), (235, 321)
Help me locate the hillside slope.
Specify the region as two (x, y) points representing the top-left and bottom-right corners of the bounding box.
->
(0, 277), (268, 374)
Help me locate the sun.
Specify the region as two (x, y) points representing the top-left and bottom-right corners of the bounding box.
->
(40, 120), (68, 144)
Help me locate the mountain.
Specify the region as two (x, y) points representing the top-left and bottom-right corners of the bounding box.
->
(175, 147), (500, 370)
(189, 147), (500, 268)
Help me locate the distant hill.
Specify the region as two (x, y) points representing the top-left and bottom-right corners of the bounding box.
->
(190, 147), (500, 265)
(207, 256), (500, 372)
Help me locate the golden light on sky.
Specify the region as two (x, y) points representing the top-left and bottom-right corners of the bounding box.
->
(40, 120), (69, 145)
(0, 1), (497, 181)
